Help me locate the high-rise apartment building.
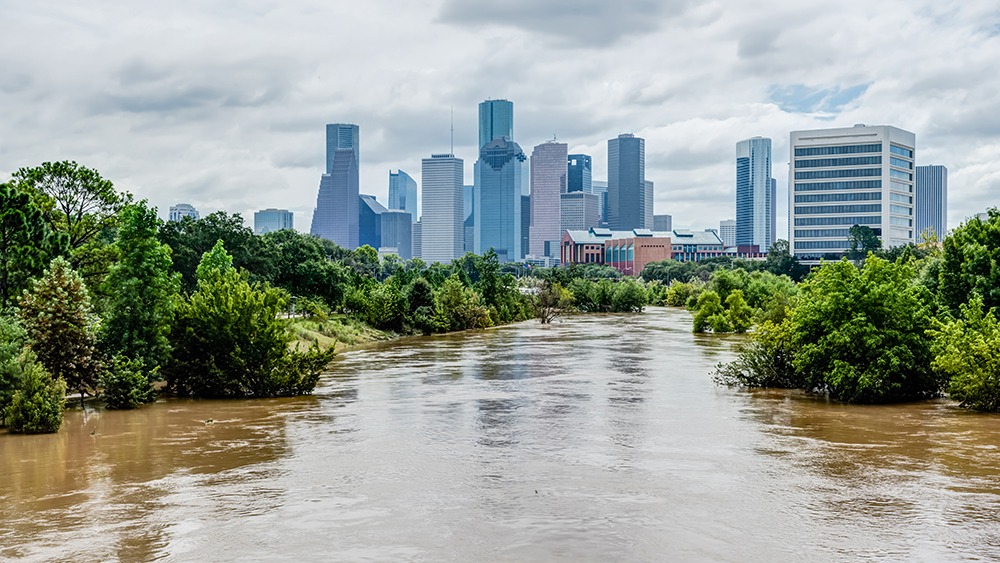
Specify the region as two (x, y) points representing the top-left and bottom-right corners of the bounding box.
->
(475, 137), (528, 262)
(254, 208), (293, 235)
(169, 203), (199, 222)
(719, 219), (737, 247)
(592, 180), (608, 223)
(478, 99), (514, 149)
(654, 214), (673, 232)
(380, 209), (413, 259)
(607, 134), (646, 230)
(789, 124), (916, 263)
(736, 137), (774, 250)
(421, 153), (464, 263)
(915, 165), (948, 241)
(567, 154), (593, 193)
(311, 123), (360, 248)
(529, 141), (568, 258)
(389, 169), (418, 219)
(359, 194), (387, 250)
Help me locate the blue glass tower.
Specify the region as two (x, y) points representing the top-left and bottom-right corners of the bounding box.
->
(567, 154), (592, 193)
(359, 194), (386, 249)
(312, 123), (360, 248)
(388, 169), (418, 219)
(915, 165), (947, 240)
(735, 137), (773, 249)
(475, 137), (527, 262)
(478, 99), (514, 149)
(607, 134), (645, 230)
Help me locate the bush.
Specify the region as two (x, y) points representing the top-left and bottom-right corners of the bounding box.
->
(5, 353), (65, 434)
(714, 319), (799, 388)
(100, 355), (156, 410)
(692, 290), (724, 333)
(930, 296), (1000, 411)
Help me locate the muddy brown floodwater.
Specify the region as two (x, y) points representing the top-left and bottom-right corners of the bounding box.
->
(1, 307), (999, 561)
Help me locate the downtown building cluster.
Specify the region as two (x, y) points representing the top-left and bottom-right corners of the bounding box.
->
(169, 107), (951, 274)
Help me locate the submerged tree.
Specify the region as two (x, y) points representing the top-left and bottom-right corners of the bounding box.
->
(18, 257), (99, 407)
(4, 352), (65, 434)
(930, 296), (1000, 412)
(536, 281), (573, 324)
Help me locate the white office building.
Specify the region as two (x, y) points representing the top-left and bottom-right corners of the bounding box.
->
(719, 219), (737, 247)
(789, 124), (916, 263)
(168, 203), (199, 222)
(421, 153), (464, 263)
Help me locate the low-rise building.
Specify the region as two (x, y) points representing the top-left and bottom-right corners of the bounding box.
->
(670, 229), (726, 262)
(561, 227), (672, 275)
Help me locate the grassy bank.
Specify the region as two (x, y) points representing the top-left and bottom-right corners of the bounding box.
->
(290, 315), (396, 353)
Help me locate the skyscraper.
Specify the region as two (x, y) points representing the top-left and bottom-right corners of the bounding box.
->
(421, 153), (464, 263)
(735, 137), (774, 250)
(311, 123), (360, 248)
(478, 99), (514, 149)
(654, 214), (672, 232)
(359, 194), (387, 249)
(475, 137), (528, 262)
(388, 169), (418, 219)
(915, 165), (948, 241)
(644, 179), (654, 229)
(607, 134), (645, 230)
(254, 208), (293, 235)
(592, 180), (608, 223)
(567, 154), (593, 193)
(529, 141), (568, 258)
(789, 124), (916, 263)
(561, 192), (600, 233)
(719, 219), (737, 247)
(463, 184), (475, 253)
(169, 203), (199, 222)
(380, 209), (413, 259)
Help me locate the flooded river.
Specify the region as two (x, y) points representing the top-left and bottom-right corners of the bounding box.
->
(1, 308), (998, 561)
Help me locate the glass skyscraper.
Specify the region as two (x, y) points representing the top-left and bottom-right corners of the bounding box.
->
(253, 208), (293, 235)
(359, 194), (387, 250)
(475, 137), (527, 262)
(388, 169), (418, 219)
(478, 99), (514, 149)
(168, 203), (199, 222)
(567, 154), (593, 193)
(529, 141), (567, 258)
(735, 137), (774, 250)
(380, 210), (413, 259)
(915, 165), (947, 241)
(311, 123), (360, 248)
(607, 134), (645, 230)
(421, 153), (464, 263)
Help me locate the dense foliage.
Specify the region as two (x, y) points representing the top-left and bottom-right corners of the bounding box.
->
(4, 353), (65, 434)
(930, 296), (1000, 411)
(99, 355), (156, 410)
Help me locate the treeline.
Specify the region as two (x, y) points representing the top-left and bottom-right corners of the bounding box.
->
(0, 161), (660, 434)
(687, 212), (1000, 412)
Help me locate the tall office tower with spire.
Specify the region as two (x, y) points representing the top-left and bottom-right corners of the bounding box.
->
(530, 141), (568, 258)
(389, 169), (418, 219)
(478, 99), (514, 149)
(607, 134), (646, 230)
(476, 138), (528, 262)
(421, 153), (464, 263)
(789, 124), (916, 263)
(735, 137), (774, 250)
(311, 123), (360, 248)
(915, 165), (947, 240)
(567, 154), (593, 193)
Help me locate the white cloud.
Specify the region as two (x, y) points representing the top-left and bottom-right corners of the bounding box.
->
(1, 0), (997, 236)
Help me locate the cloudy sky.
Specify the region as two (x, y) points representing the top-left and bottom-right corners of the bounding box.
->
(2, 1), (999, 236)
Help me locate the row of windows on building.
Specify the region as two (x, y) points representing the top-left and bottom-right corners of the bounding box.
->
(792, 143), (913, 159)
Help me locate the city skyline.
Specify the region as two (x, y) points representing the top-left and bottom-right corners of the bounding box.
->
(2, 2), (998, 238)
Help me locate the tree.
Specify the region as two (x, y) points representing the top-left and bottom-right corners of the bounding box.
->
(11, 161), (130, 285)
(536, 281), (573, 324)
(435, 274), (491, 332)
(725, 290), (754, 333)
(938, 209), (1000, 314)
(99, 202), (180, 374)
(99, 355), (156, 410)
(714, 318), (799, 388)
(930, 296), (1000, 411)
(763, 240), (809, 281)
(4, 352), (65, 434)
(692, 290), (724, 333)
(18, 257), (99, 406)
(0, 184), (67, 308)
(166, 241), (334, 398)
(791, 257), (938, 403)
(0, 315), (29, 424)
(611, 278), (648, 313)
(847, 225), (882, 264)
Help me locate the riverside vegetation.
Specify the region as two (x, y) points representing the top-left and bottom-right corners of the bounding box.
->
(646, 217), (1000, 412)
(0, 161), (654, 434)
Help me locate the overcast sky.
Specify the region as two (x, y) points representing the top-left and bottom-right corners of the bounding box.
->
(2, 1), (999, 237)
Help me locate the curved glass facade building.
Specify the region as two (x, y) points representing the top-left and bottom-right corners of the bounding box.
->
(475, 137), (527, 262)
(735, 136), (773, 250)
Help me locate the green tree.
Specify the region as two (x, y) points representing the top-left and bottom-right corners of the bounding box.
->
(611, 278), (647, 313)
(11, 161), (130, 285)
(0, 315), (29, 424)
(99, 202), (180, 373)
(99, 355), (156, 410)
(4, 353), (65, 434)
(18, 257), (99, 406)
(715, 318), (799, 388)
(664, 280), (701, 307)
(0, 184), (67, 308)
(791, 257), (938, 403)
(435, 274), (491, 332)
(166, 241), (334, 398)
(763, 240), (809, 281)
(536, 281), (573, 324)
(847, 225), (882, 264)
(692, 290), (724, 333)
(938, 209), (1000, 314)
(725, 290), (754, 333)
(930, 296), (1000, 411)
